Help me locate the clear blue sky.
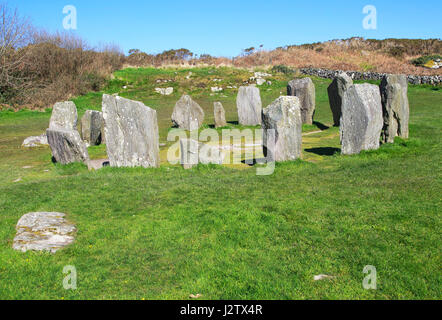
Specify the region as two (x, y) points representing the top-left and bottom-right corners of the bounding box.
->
(10, 0), (442, 57)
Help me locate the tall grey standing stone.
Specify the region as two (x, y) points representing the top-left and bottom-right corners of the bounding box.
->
(287, 78), (316, 124)
(49, 101), (78, 130)
(327, 73), (353, 126)
(171, 95), (205, 131)
(13, 212), (76, 253)
(81, 110), (104, 146)
(214, 102), (227, 128)
(236, 86), (262, 125)
(340, 84), (383, 155)
(262, 96), (303, 162)
(102, 94), (159, 168)
(380, 74), (410, 143)
(46, 128), (90, 164)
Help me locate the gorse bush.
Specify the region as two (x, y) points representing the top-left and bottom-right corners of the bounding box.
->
(411, 55), (442, 67)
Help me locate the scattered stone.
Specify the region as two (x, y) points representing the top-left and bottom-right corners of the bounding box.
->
(211, 86), (223, 93)
(13, 178), (22, 183)
(86, 159), (110, 171)
(12, 212), (76, 253)
(22, 133), (48, 148)
(49, 101), (78, 131)
(172, 95), (205, 131)
(254, 72), (272, 78)
(262, 96), (303, 162)
(189, 294), (202, 299)
(256, 78), (266, 86)
(214, 102), (227, 128)
(287, 78), (316, 124)
(313, 274), (336, 281)
(46, 128), (90, 164)
(102, 94), (160, 168)
(327, 72), (353, 126)
(380, 74), (410, 143)
(186, 72), (193, 79)
(236, 86), (262, 125)
(81, 110), (103, 146)
(155, 87), (174, 95)
(180, 139), (225, 169)
(340, 84), (383, 155)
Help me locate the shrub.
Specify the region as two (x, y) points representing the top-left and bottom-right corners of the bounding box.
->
(411, 55), (442, 67)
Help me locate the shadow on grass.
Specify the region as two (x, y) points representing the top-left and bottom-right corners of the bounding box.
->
(313, 121), (330, 131)
(305, 147), (340, 156)
(241, 158), (267, 166)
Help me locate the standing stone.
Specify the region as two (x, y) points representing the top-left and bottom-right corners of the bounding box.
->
(214, 102), (227, 128)
(81, 110), (104, 146)
(327, 73), (353, 126)
(262, 96), (303, 162)
(46, 128), (90, 164)
(49, 101), (78, 130)
(171, 95), (205, 131)
(287, 78), (316, 124)
(13, 212), (76, 253)
(102, 94), (159, 168)
(340, 84), (383, 155)
(380, 74), (410, 143)
(236, 86), (262, 125)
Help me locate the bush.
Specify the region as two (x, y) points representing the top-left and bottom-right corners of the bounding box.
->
(411, 55), (442, 67)
(271, 65), (296, 75)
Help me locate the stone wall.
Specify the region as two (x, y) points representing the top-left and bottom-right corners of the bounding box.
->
(300, 68), (441, 85)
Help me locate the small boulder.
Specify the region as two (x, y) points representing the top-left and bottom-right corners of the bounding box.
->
(13, 212), (76, 253)
(214, 102), (227, 128)
(287, 78), (316, 124)
(46, 128), (90, 164)
(81, 110), (103, 146)
(327, 73), (353, 126)
(172, 95), (205, 131)
(262, 96), (303, 162)
(22, 133), (48, 148)
(236, 86), (262, 125)
(340, 84), (383, 155)
(380, 74), (410, 143)
(103, 94), (160, 168)
(49, 101), (78, 131)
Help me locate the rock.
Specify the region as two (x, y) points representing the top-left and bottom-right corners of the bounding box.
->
(380, 74), (410, 143)
(340, 84), (383, 155)
(211, 87), (223, 93)
(236, 86), (262, 125)
(287, 78), (316, 124)
(13, 212), (76, 253)
(327, 73), (353, 126)
(81, 110), (103, 146)
(22, 133), (48, 147)
(262, 96), (303, 162)
(254, 72), (272, 78)
(180, 139), (225, 169)
(155, 87), (174, 95)
(46, 128), (90, 164)
(214, 102), (227, 128)
(102, 94), (160, 168)
(86, 159), (110, 171)
(49, 101), (78, 131)
(256, 78), (266, 86)
(171, 95), (205, 131)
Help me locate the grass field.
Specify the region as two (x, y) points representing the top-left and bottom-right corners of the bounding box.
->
(0, 67), (440, 299)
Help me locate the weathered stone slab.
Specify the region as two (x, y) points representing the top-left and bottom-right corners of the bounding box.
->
(180, 139), (225, 169)
(49, 101), (78, 131)
(214, 102), (227, 128)
(262, 96), (303, 162)
(380, 74), (410, 143)
(46, 128), (89, 164)
(327, 73), (353, 126)
(102, 94), (160, 168)
(340, 84), (383, 155)
(81, 110), (103, 146)
(22, 133), (48, 148)
(13, 212), (76, 253)
(287, 78), (316, 124)
(236, 86), (262, 125)
(172, 95), (205, 131)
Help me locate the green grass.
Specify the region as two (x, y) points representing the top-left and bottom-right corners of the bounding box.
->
(0, 67), (441, 300)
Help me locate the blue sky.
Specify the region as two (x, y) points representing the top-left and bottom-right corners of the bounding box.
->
(10, 0), (442, 57)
